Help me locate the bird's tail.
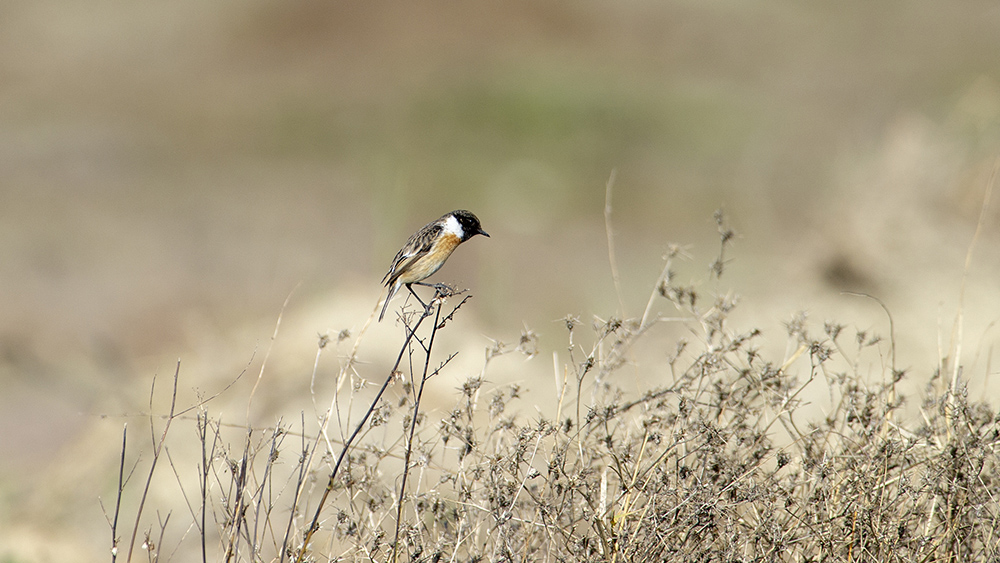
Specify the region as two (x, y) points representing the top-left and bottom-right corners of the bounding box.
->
(378, 282), (399, 322)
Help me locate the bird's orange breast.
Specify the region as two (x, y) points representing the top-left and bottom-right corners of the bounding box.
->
(395, 232), (461, 284)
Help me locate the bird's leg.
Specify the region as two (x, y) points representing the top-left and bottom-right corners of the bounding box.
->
(408, 284), (445, 319)
(413, 281), (455, 298)
(405, 284), (430, 310)
(408, 282), (458, 317)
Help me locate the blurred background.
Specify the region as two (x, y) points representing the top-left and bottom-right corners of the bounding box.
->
(2, 0), (1000, 559)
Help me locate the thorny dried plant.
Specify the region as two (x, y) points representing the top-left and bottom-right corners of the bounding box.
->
(107, 210), (1000, 563)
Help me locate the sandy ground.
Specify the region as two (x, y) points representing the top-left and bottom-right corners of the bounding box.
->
(2, 1), (999, 559)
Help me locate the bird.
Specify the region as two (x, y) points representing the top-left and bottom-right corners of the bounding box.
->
(379, 209), (489, 322)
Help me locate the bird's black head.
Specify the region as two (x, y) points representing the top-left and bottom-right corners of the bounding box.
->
(451, 210), (489, 241)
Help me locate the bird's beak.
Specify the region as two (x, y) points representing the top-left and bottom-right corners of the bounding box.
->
(479, 229), (490, 238)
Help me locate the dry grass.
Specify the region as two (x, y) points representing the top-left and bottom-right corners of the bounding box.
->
(104, 209), (1000, 563)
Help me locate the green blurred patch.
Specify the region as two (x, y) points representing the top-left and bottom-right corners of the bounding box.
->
(259, 66), (756, 220)
(395, 69), (755, 201)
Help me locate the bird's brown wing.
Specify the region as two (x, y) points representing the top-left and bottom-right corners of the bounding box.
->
(382, 223), (442, 286)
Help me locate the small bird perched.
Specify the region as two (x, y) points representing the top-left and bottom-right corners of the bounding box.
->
(379, 209), (489, 322)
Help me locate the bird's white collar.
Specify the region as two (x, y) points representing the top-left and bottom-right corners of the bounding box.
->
(442, 214), (464, 238)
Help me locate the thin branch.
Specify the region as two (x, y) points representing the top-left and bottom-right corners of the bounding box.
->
(604, 169), (626, 316)
(248, 283), (299, 423)
(391, 299), (445, 563)
(843, 291), (899, 427)
(110, 423), (127, 562)
(947, 156), (998, 432)
(293, 287), (457, 561)
(279, 412), (310, 563)
(126, 360), (181, 563)
(198, 413), (209, 563)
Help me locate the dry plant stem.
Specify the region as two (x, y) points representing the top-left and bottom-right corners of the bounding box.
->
(843, 292), (898, 424)
(206, 421), (288, 562)
(224, 431), (251, 562)
(306, 279), (388, 509)
(250, 424), (284, 557)
(947, 156), (997, 435)
(126, 360), (181, 563)
(248, 285), (298, 424)
(151, 513), (171, 561)
(104, 208), (1000, 561)
(197, 413), (210, 563)
(308, 335), (327, 411)
(293, 288), (449, 563)
(640, 250), (675, 328)
(163, 446), (199, 540)
(604, 169), (626, 316)
(279, 412), (309, 558)
(710, 208), (733, 279)
(110, 424), (127, 562)
(327, 295), (378, 439)
(390, 301), (445, 563)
